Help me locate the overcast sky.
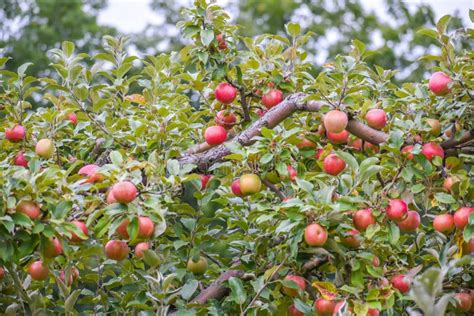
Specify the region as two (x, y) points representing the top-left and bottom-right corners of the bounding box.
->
(98, 0), (473, 33)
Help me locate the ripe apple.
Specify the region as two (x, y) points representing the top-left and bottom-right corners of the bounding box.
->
(116, 219), (130, 239)
(16, 200), (41, 220)
(463, 238), (474, 255)
(323, 154), (346, 176)
(216, 33), (227, 50)
(66, 112), (78, 125)
(401, 145), (414, 160)
(215, 82), (237, 104)
(304, 223), (328, 246)
(135, 242), (150, 258)
(297, 136), (316, 149)
(428, 71), (451, 95)
(391, 274), (410, 293)
(69, 220), (89, 242)
(231, 178), (242, 196)
(239, 174), (261, 195)
(315, 148), (324, 160)
(386, 199), (408, 222)
(111, 181), (138, 204)
(364, 142), (379, 153)
(204, 125), (227, 145)
(0, 267), (4, 280)
(187, 256), (208, 274)
(5, 125), (26, 142)
(200, 174), (211, 190)
(397, 211), (421, 232)
(14, 151), (28, 167)
(454, 292), (472, 312)
(443, 176), (459, 192)
(349, 138), (363, 150)
(333, 301), (351, 315)
(353, 209), (376, 231)
(28, 261), (49, 281)
(323, 110), (348, 133)
(433, 214), (454, 233)
(288, 305), (304, 316)
(44, 238), (63, 258)
(421, 142), (444, 161)
(282, 275), (306, 296)
(372, 256), (380, 267)
(453, 207), (473, 229)
(105, 240), (129, 261)
(35, 138), (54, 159)
(78, 164), (103, 183)
(327, 130), (349, 144)
(341, 230), (361, 248)
(137, 216), (155, 238)
(262, 89), (283, 109)
(365, 109), (387, 130)
(214, 110), (236, 129)
(426, 118), (441, 136)
(314, 298), (336, 315)
(255, 108), (267, 117)
(59, 267), (79, 286)
(287, 165), (297, 181)
(106, 190), (117, 204)
(368, 308), (380, 316)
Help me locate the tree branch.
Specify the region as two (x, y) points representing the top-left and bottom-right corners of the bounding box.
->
(190, 270), (245, 305)
(261, 179), (286, 201)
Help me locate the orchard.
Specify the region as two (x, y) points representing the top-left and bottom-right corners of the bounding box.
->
(0, 2), (473, 315)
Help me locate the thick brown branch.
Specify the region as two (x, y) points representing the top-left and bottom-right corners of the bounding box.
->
(302, 256), (329, 272)
(190, 270), (245, 305)
(441, 132), (473, 149)
(239, 88), (251, 122)
(262, 179), (286, 201)
(346, 120), (389, 145)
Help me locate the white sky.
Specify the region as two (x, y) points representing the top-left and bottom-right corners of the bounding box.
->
(98, 0), (473, 33)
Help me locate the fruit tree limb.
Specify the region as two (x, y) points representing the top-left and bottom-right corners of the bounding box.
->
(261, 179), (286, 201)
(190, 270), (245, 305)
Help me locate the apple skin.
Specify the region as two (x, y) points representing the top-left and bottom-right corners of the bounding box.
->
(261, 89), (283, 109)
(323, 154), (346, 176)
(106, 190), (117, 204)
(0, 267), (4, 280)
(454, 292), (472, 312)
(69, 220), (89, 242)
(391, 274), (410, 293)
(105, 240), (129, 261)
(111, 181), (138, 204)
(135, 242), (150, 258)
(428, 71), (451, 95)
(463, 238), (474, 255)
(214, 110), (236, 129)
(426, 118), (441, 136)
(287, 165), (297, 181)
(78, 164), (103, 183)
(327, 130), (349, 144)
(44, 238), (63, 258)
(287, 304), (304, 316)
(116, 220), (130, 239)
(282, 275), (306, 296)
(401, 145), (414, 160)
(341, 230), (361, 248)
(421, 142), (444, 161)
(386, 199), (408, 222)
(231, 179), (243, 196)
(200, 174), (211, 190)
(28, 261), (49, 281)
(216, 33), (227, 50)
(433, 214), (455, 233)
(204, 125), (227, 145)
(215, 82), (237, 104)
(304, 223), (328, 246)
(368, 308), (380, 316)
(187, 256), (208, 274)
(59, 267), (79, 286)
(365, 109), (387, 130)
(35, 138), (54, 159)
(239, 174), (261, 195)
(297, 136), (316, 149)
(315, 148), (324, 160)
(443, 176), (458, 192)
(5, 125), (26, 142)
(323, 110), (348, 133)
(453, 207), (473, 230)
(66, 112), (78, 125)
(364, 142), (379, 153)
(16, 201), (41, 220)
(372, 256), (380, 267)
(14, 151), (28, 167)
(333, 301), (351, 316)
(349, 138), (363, 150)
(353, 209), (376, 231)
(255, 108), (267, 117)
(314, 298), (336, 315)
(397, 211), (421, 232)
(137, 216), (155, 238)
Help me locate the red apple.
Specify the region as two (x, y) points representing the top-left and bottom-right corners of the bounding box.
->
(105, 240), (129, 261)
(239, 174), (261, 195)
(386, 199), (408, 222)
(454, 292), (472, 312)
(372, 256), (380, 267)
(282, 275), (306, 296)
(78, 164), (103, 183)
(314, 298), (336, 315)
(106, 190), (117, 204)
(454, 207), (473, 230)
(304, 223), (328, 246)
(323, 154), (346, 176)
(35, 138), (54, 159)
(349, 138), (363, 150)
(69, 220), (89, 242)
(200, 174), (211, 190)
(288, 305), (304, 316)
(214, 110), (236, 129)
(443, 176), (459, 192)
(287, 165), (297, 181)
(368, 308), (380, 316)
(327, 130), (349, 144)
(59, 267), (79, 286)
(341, 230), (361, 248)
(353, 209), (376, 231)
(28, 261), (49, 281)
(231, 179), (242, 196)
(5, 125), (26, 142)
(0, 267), (4, 280)
(421, 142), (444, 161)
(255, 108), (267, 117)
(397, 211), (421, 232)
(315, 148), (324, 160)
(16, 201), (41, 220)
(391, 274), (410, 293)
(297, 136), (316, 149)
(333, 301), (351, 315)
(111, 181), (138, 204)
(262, 89), (283, 109)
(116, 219), (130, 239)
(364, 142), (379, 153)
(426, 118), (441, 136)
(216, 33), (227, 50)
(66, 112), (78, 125)
(429, 71), (451, 95)
(401, 145), (414, 160)
(433, 214), (454, 233)
(323, 110), (348, 133)
(215, 82), (237, 104)
(44, 238), (63, 258)
(137, 216), (154, 238)
(14, 151), (28, 167)
(365, 109), (387, 130)
(135, 242), (150, 258)
(204, 125), (227, 145)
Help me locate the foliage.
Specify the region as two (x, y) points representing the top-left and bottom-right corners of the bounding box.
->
(0, 1), (473, 315)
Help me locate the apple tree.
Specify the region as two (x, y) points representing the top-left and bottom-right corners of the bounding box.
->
(0, 1), (473, 315)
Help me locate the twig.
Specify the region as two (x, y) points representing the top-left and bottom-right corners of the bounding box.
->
(262, 179), (286, 201)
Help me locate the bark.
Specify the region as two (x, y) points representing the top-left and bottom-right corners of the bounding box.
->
(190, 270), (245, 304)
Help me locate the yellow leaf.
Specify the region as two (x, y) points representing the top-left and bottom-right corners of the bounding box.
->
(125, 94), (146, 105)
(312, 281), (337, 300)
(454, 233), (464, 259)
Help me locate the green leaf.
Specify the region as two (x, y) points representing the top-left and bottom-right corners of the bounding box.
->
(436, 15), (451, 34)
(17, 62), (33, 77)
(65, 289), (81, 313)
(53, 201), (73, 219)
(228, 277), (247, 305)
(434, 192), (456, 204)
(201, 29), (214, 46)
(295, 177), (314, 193)
(142, 250), (161, 268)
(167, 159), (180, 176)
(336, 151), (358, 172)
(286, 22), (301, 37)
(181, 279), (199, 300)
(62, 41), (75, 57)
(417, 28), (438, 39)
(389, 223), (400, 245)
(110, 151), (123, 166)
(294, 298), (312, 314)
(470, 9), (474, 23)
